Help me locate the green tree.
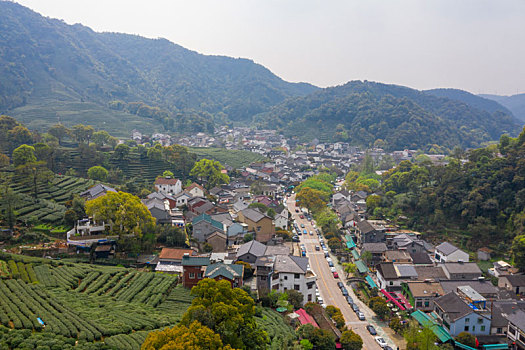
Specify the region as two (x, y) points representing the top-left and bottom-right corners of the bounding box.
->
(8, 125), (33, 150)
(343, 262), (356, 278)
(85, 191), (155, 237)
(296, 187), (327, 213)
(190, 159), (229, 189)
(92, 130), (111, 148)
(248, 202), (269, 213)
(113, 144), (130, 160)
(87, 166), (108, 181)
(72, 124), (94, 144)
(142, 321), (232, 350)
(243, 233), (254, 243)
(48, 124), (69, 145)
(286, 289), (304, 309)
(182, 279), (269, 349)
(162, 170), (174, 178)
(0, 153), (9, 167)
(0, 180), (18, 230)
(300, 339), (314, 350)
(511, 235), (525, 271)
(455, 332), (476, 347)
(340, 329), (363, 350)
(16, 161), (53, 199)
(12, 144), (36, 167)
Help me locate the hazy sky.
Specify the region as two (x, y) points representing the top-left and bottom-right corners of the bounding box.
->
(15, 0), (525, 95)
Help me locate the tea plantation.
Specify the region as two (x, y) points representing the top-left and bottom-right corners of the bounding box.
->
(0, 253), (193, 349)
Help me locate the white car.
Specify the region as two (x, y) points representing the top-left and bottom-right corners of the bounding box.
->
(326, 257), (332, 262)
(330, 267), (337, 273)
(317, 296), (324, 304)
(375, 337), (387, 348)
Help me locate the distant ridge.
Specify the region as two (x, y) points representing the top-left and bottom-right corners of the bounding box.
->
(479, 93), (525, 123)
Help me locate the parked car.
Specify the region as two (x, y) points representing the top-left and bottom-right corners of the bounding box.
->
(346, 296), (353, 304)
(333, 271), (339, 278)
(366, 325), (377, 335)
(328, 261), (334, 267)
(326, 257), (332, 262)
(309, 231), (313, 235)
(337, 281), (344, 289)
(375, 337), (387, 348)
(292, 236), (299, 242)
(384, 347), (394, 350)
(341, 288), (348, 297)
(358, 312), (366, 321)
(330, 267), (337, 273)
(317, 296), (324, 304)
(300, 223), (305, 228)
(300, 215), (304, 219)
(295, 209), (299, 213)
(352, 304), (360, 312)
(324, 252), (329, 258)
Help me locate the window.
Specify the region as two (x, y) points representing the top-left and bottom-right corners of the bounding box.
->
(257, 226), (261, 232)
(284, 287), (288, 291)
(294, 284), (300, 291)
(416, 301), (422, 307)
(198, 273), (203, 279)
(389, 281), (393, 285)
(472, 326), (475, 332)
(260, 276), (267, 281)
(465, 318), (470, 323)
(273, 273), (279, 280)
(189, 272), (195, 279)
(284, 276), (288, 280)
(424, 301), (430, 307)
(464, 326), (469, 331)
(497, 328), (503, 334)
(308, 294), (312, 301)
(294, 273), (300, 279)
(481, 326), (485, 332)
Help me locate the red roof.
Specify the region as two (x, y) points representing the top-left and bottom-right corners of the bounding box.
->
(159, 248), (195, 260)
(296, 308), (319, 328)
(155, 177), (180, 185)
(186, 183), (205, 192)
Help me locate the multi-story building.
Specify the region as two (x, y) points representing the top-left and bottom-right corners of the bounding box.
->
(269, 255), (317, 304)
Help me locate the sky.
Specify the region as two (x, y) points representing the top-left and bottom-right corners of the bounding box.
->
(14, 0), (525, 95)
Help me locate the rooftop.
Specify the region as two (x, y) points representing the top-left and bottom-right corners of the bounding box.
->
(434, 292), (475, 322)
(435, 241), (460, 256)
(406, 281), (444, 297)
(154, 177), (180, 185)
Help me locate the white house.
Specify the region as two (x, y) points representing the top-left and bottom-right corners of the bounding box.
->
(185, 183), (205, 198)
(434, 242), (469, 263)
(154, 177), (182, 196)
(269, 255), (317, 304)
(274, 208), (289, 230)
(173, 192), (193, 207)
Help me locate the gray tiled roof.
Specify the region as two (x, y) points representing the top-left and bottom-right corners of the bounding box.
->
(241, 208), (268, 222)
(442, 262), (482, 274)
(440, 280), (498, 295)
(434, 292), (474, 322)
(236, 240), (267, 258)
(377, 262), (398, 279)
(273, 255), (308, 274)
(361, 243), (387, 253)
(436, 242), (460, 256)
(205, 263), (243, 280)
(506, 309), (525, 330)
(395, 264), (418, 278)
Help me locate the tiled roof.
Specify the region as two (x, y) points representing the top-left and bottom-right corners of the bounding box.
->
(274, 255), (308, 274)
(236, 240), (267, 258)
(155, 177), (180, 185)
(241, 208), (269, 223)
(159, 248), (195, 260)
(192, 213), (224, 231)
(361, 243), (387, 253)
(205, 263), (243, 280)
(434, 292), (474, 322)
(181, 256), (210, 266)
(435, 242), (460, 256)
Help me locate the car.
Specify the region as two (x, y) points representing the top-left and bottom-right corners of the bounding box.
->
(346, 296), (353, 304)
(295, 209), (299, 213)
(358, 312), (366, 321)
(300, 215), (304, 219)
(321, 303), (327, 309)
(341, 288), (348, 296)
(309, 231), (313, 235)
(384, 347), (394, 350)
(315, 290), (320, 297)
(317, 296), (324, 304)
(333, 271), (339, 278)
(337, 281), (344, 288)
(326, 257), (332, 262)
(303, 229), (307, 235)
(352, 304), (360, 312)
(324, 252), (329, 258)
(330, 267), (337, 273)
(300, 223), (305, 228)
(292, 236), (299, 242)
(328, 261), (334, 267)
(375, 337), (387, 348)
(366, 325), (377, 335)
(315, 245), (320, 251)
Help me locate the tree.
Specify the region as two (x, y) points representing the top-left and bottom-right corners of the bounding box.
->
(92, 130), (111, 148)
(300, 339), (314, 350)
(156, 225), (186, 247)
(235, 261), (253, 279)
(190, 159), (229, 189)
(0, 180), (18, 230)
(142, 321), (231, 350)
(8, 125), (32, 150)
(162, 170), (174, 178)
(360, 251), (372, 265)
(181, 279), (269, 349)
(389, 317), (404, 334)
(340, 329), (363, 350)
(87, 166), (108, 181)
(343, 262), (356, 278)
(113, 144), (130, 160)
(286, 289), (304, 309)
(511, 235), (525, 271)
(48, 124), (69, 145)
(243, 233), (253, 243)
(456, 332), (476, 347)
(248, 202), (269, 213)
(0, 153), (9, 167)
(72, 124), (94, 144)
(369, 297), (390, 320)
(16, 161), (53, 199)
(12, 144), (36, 167)
(85, 191), (155, 237)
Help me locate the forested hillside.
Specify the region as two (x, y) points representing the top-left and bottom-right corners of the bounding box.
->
(360, 127), (525, 254)
(425, 88), (514, 116)
(480, 93), (525, 123)
(0, 1), (316, 133)
(255, 81), (521, 150)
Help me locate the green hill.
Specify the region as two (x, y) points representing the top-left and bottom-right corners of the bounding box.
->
(0, 1), (317, 132)
(255, 81), (521, 150)
(480, 93), (525, 123)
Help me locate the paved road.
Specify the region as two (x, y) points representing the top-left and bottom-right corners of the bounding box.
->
(287, 195), (394, 350)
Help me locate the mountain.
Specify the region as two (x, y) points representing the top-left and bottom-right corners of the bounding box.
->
(425, 88), (514, 116)
(255, 81), (522, 150)
(0, 1), (317, 135)
(479, 93), (525, 123)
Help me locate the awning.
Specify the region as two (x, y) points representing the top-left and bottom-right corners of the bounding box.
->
(481, 345), (509, 349)
(354, 260), (368, 274)
(365, 275), (378, 289)
(351, 249), (360, 260)
(345, 235), (356, 248)
(410, 310), (453, 343)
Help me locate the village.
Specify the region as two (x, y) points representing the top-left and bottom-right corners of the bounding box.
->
(58, 128), (525, 350)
